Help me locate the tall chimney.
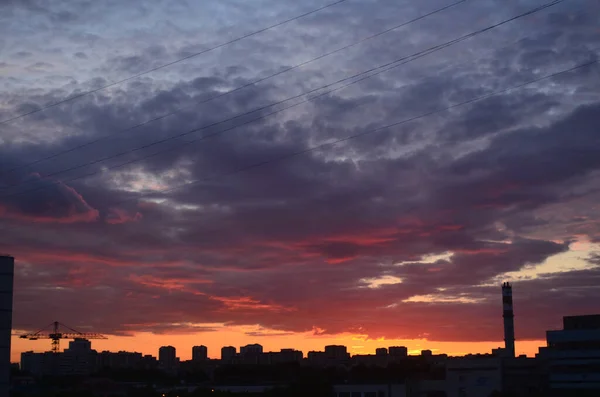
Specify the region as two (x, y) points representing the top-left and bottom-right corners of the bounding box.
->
(502, 282), (515, 357)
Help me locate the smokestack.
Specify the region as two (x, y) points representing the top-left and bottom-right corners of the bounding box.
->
(502, 282), (515, 357)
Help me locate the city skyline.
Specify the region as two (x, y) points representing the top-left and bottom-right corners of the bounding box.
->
(9, 321), (553, 363)
(17, 314), (600, 395)
(1, 0), (600, 373)
(12, 332), (549, 362)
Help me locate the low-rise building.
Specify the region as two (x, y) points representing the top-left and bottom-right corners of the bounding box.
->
(445, 355), (502, 397)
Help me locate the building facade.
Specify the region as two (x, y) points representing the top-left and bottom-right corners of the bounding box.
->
(445, 355), (503, 397)
(538, 314), (600, 394)
(0, 255), (14, 397)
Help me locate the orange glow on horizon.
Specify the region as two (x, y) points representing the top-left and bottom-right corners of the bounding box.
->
(10, 327), (545, 363)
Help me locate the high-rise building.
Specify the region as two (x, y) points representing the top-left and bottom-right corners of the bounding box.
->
(158, 346), (178, 371)
(240, 344), (263, 356)
(192, 345), (208, 361)
(62, 338), (96, 376)
(375, 347), (388, 356)
(502, 282), (516, 357)
(0, 255), (14, 397)
(389, 346), (408, 357)
(324, 345), (349, 360)
(221, 346), (236, 362)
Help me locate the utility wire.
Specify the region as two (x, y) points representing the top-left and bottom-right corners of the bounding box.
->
(111, 60), (596, 209)
(0, 0), (349, 125)
(0, 61), (595, 244)
(0, 0), (566, 200)
(1, 0), (467, 177)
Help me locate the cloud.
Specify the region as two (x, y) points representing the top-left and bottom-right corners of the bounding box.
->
(0, 175), (99, 224)
(1, 0), (599, 347)
(106, 208), (143, 225)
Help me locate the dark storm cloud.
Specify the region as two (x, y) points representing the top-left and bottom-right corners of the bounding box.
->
(1, 0), (599, 343)
(0, 174), (98, 223)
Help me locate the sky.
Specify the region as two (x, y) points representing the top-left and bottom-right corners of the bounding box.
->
(1, 0), (599, 362)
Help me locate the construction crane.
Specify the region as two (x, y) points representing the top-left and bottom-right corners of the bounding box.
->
(19, 321), (107, 353)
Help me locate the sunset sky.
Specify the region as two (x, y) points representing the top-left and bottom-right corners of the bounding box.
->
(1, 0), (599, 363)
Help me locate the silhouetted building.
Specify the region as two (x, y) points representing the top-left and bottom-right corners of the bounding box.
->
(376, 347), (388, 356)
(158, 346), (178, 371)
(0, 255), (13, 397)
(192, 345), (208, 361)
(538, 314), (600, 394)
(309, 345), (350, 367)
(221, 346), (236, 362)
(141, 354), (158, 370)
(238, 344), (263, 364)
(446, 355), (502, 397)
(502, 356), (544, 397)
(389, 346), (408, 358)
(352, 353), (389, 367)
(21, 338), (98, 377)
(98, 351), (143, 370)
(240, 343), (263, 356)
(270, 348), (303, 364)
(325, 345), (348, 359)
(61, 338), (97, 376)
(502, 282), (516, 357)
(21, 351), (58, 377)
(421, 349), (432, 357)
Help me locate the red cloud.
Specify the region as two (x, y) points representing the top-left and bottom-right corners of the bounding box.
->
(210, 296), (294, 313)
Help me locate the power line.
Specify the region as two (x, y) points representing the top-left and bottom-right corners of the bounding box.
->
(0, 61), (595, 259)
(0, 0), (567, 200)
(111, 60), (596, 209)
(0, 0), (350, 125)
(1, 0), (467, 177)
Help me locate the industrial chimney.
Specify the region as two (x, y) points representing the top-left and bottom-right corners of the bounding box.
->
(502, 282), (515, 357)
